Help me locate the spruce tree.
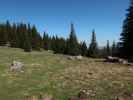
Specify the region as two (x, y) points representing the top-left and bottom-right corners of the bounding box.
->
(66, 23), (80, 56)
(18, 23), (31, 51)
(6, 20), (11, 43)
(0, 22), (8, 45)
(88, 30), (98, 57)
(51, 36), (56, 51)
(23, 32), (32, 52)
(43, 32), (50, 50)
(54, 36), (66, 54)
(11, 23), (17, 47)
(111, 41), (118, 57)
(106, 40), (111, 56)
(0, 24), (6, 46)
(80, 41), (88, 56)
(31, 26), (42, 50)
(17, 23), (28, 49)
(0, 21), (42, 51)
(120, 0), (133, 59)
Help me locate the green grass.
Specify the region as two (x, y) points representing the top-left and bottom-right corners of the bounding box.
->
(0, 47), (133, 100)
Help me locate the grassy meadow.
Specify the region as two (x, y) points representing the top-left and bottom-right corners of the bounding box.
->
(0, 47), (133, 100)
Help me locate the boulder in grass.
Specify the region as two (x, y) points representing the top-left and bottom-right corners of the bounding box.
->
(105, 56), (129, 65)
(68, 89), (96, 100)
(119, 59), (128, 65)
(75, 55), (83, 60)
(67, 56), (75, 60)
(10, 61), (24, 72)
(78, 89), (96, 99)
(67, 55), (83, 60)
(42, 94), (53, 100)
(105, 56), (119, 63)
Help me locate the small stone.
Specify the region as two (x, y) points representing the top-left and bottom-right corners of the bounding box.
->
(67, 56), (75, 60)
(10, 60), (24, 72)
(75, 55), (83, 60)
(42, 94), (53, 100)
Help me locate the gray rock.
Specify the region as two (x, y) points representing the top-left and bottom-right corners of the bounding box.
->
(105, 56), (129, 65)
(67, 56), (75, 60)
(67, 55), (83, 60)
(68, 89), (96, 100)
(119, 59), (128, 64)
(75, 55), (83, 60)
(105, 56), (119, 63)
(10, 61), (24, 72)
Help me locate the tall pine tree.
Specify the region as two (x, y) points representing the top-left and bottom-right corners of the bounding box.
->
(80, 41), (88, 56)
(120, 0), (133, 59)
(106, 40), (111, 56)
(31, 26), (42, 50)
(111, 41), (118, 57)
(88, 30), (98, 58)
(66, 23), (80, 56)
(43, 32), (50, 50)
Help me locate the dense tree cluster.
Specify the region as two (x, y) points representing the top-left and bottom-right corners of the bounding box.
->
(0, 20), (118, 58)
(43, 24), (116, 58)
(98, 40), (118, 58)
(43, 23), (87, 56)
(0, 21), (42, 51)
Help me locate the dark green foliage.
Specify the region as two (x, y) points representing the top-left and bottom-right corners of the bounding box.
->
(53, 36), (66, 54)
(106, 40), (111, 56)
(23, 33), (32, 52)
(31, 26), (42, 50)
(42, 23), (82, 56)
(10, 23), (18, 47)
(66, 23), (80, 56)
(42, 33), (67, 54)
(0, 21), (9, 46)
(5, 21), (11, 43)
(51, 36), (56, 51)
(98, 47), (107, 58)
(80, 41), (88, 56)
(97, 41), (119, 58)
(0, 24), (6, 45)
(23, 24), (32, 52)
(0, 21), (42, 51)
(88, 30), (98, 58)
(119, 0), (133, 59)
(99, 40), (112, 57)
(43, 32), (51, 50)
(0, 21), (102, 57)
(111, 41), (118, 57)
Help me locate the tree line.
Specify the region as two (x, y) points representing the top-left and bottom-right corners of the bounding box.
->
(0, 0), (132, 59)
(43, 23), (118, 58)
(0, 21), (42, 52)
(0, 21), (118, 58)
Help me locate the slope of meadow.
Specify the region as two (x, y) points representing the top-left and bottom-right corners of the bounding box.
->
(0, 47), (133, 100)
